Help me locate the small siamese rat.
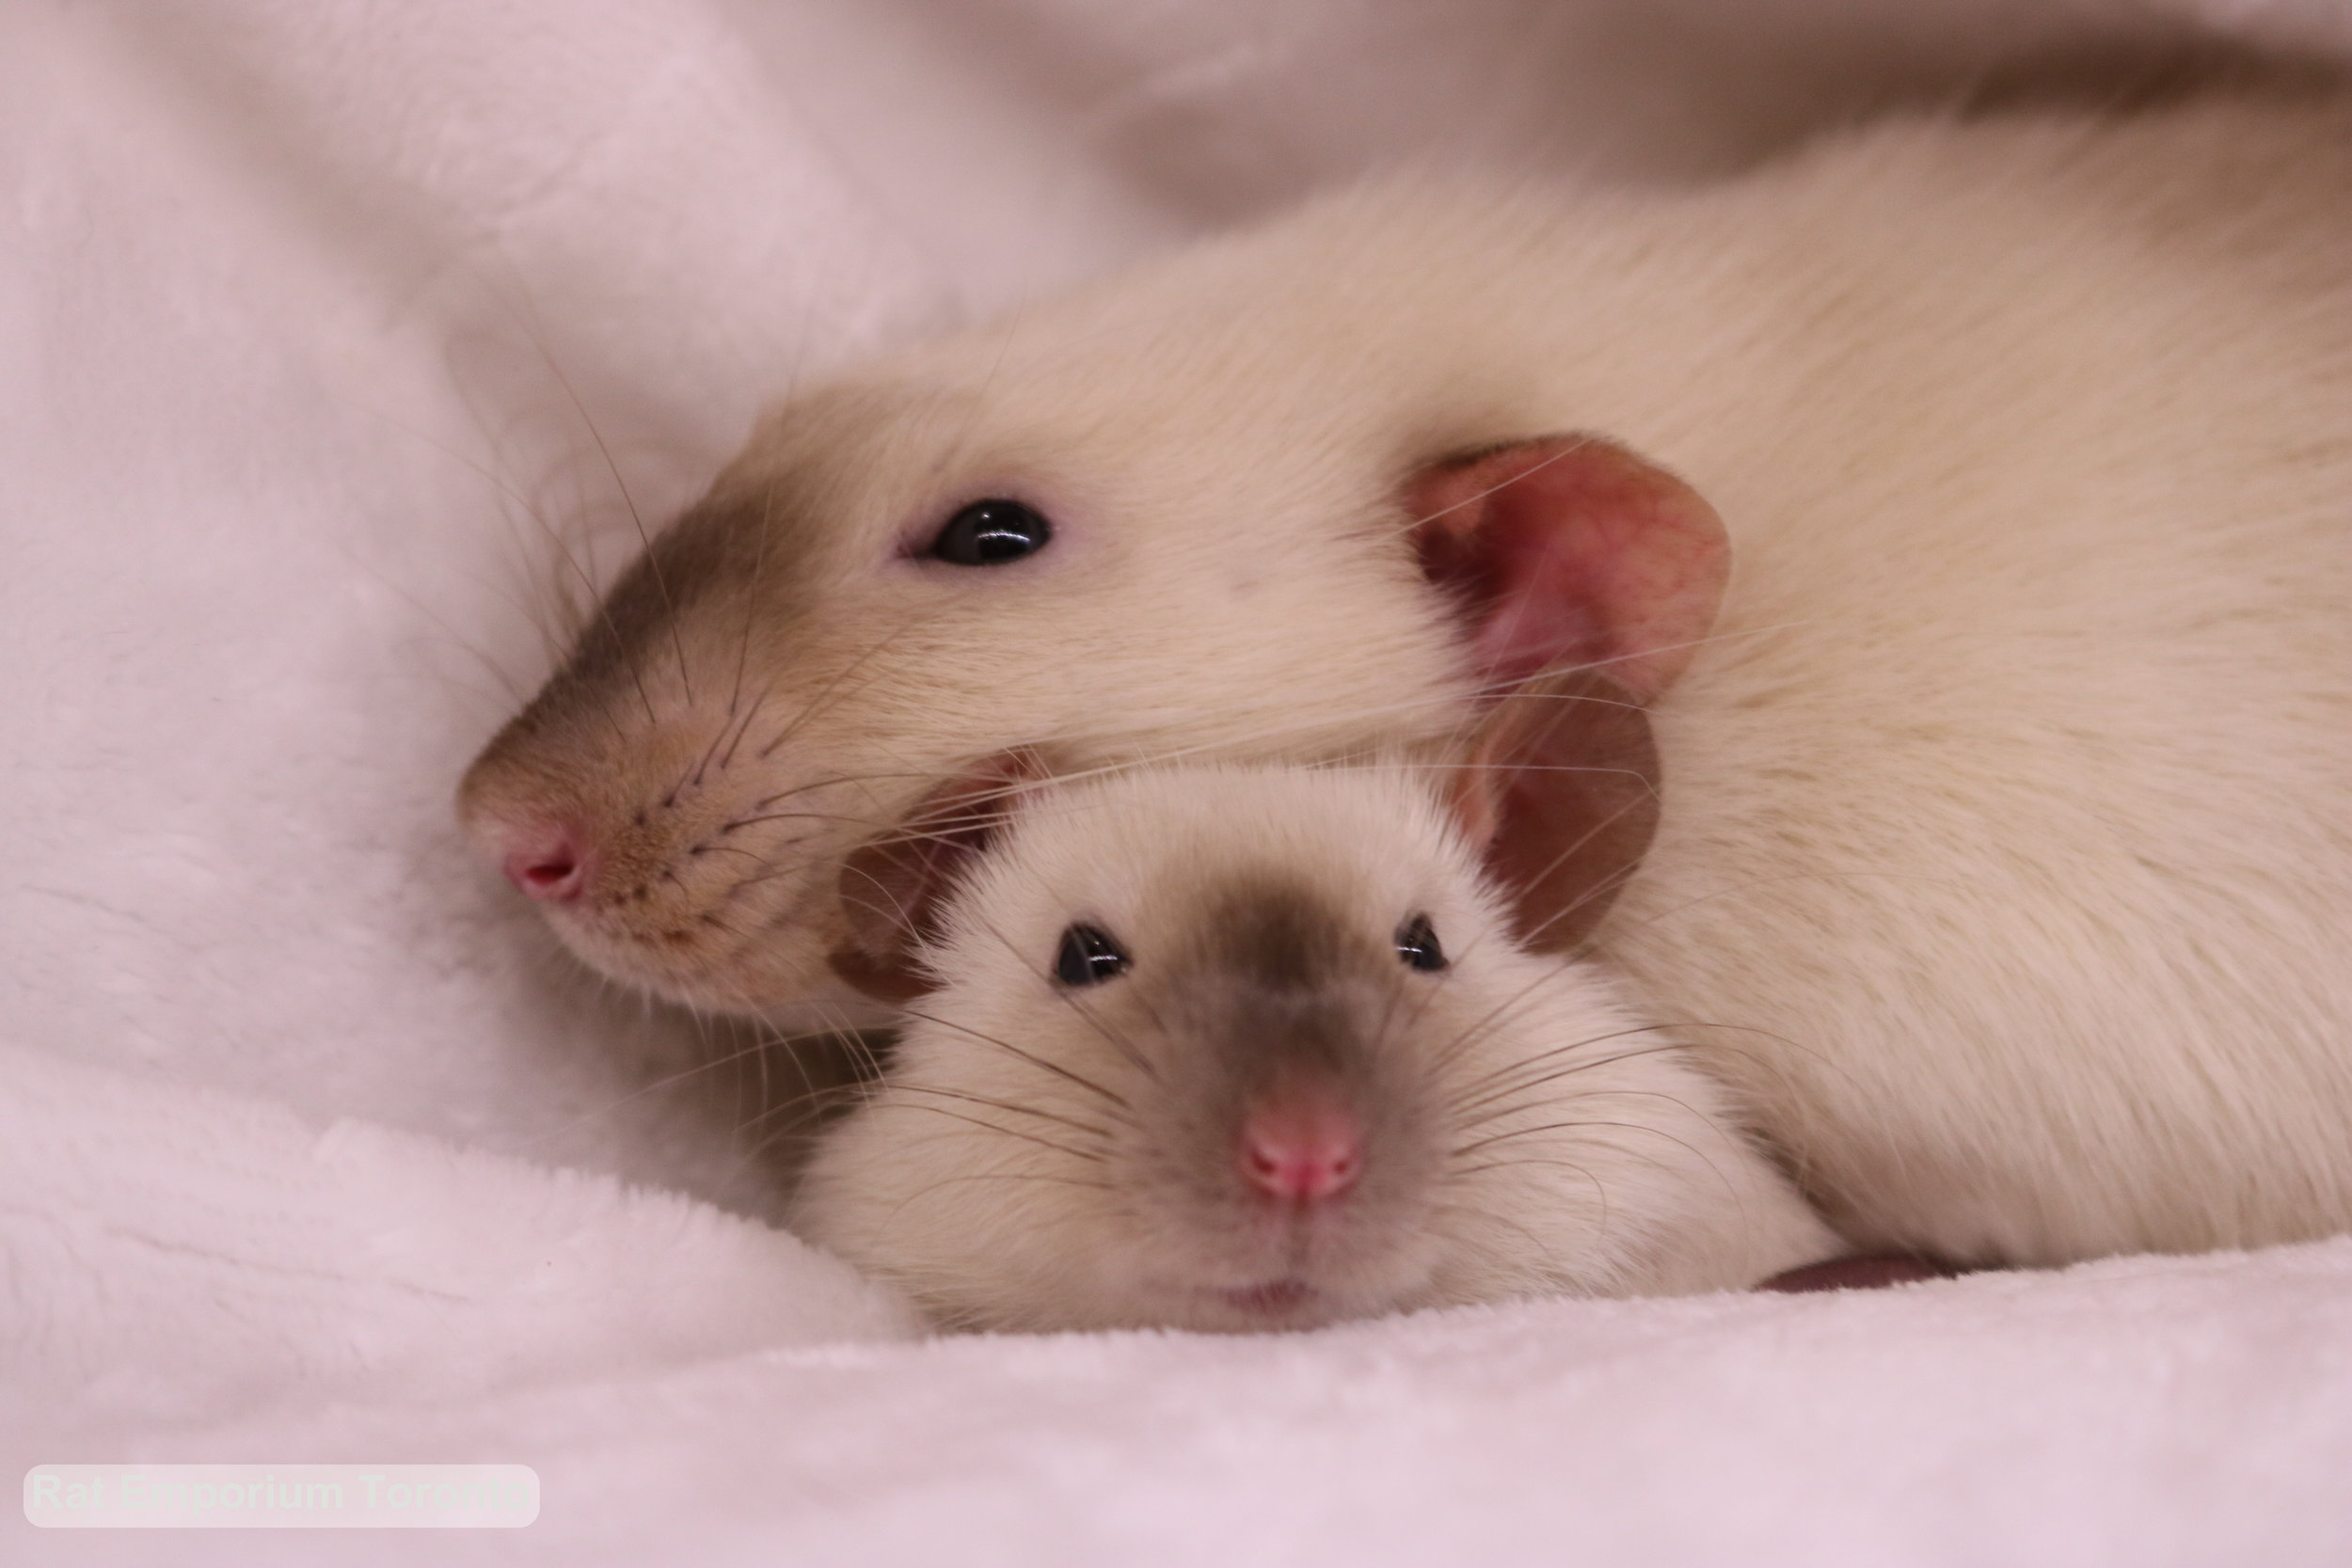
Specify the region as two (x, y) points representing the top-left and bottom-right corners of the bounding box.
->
(462, 90), (2352, 1273)
(791, 717), (1840, 1332)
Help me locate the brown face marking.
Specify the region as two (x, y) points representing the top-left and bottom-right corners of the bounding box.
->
(1199, 879), (1363, 994)
(451, 458), (879, 1007)
(1153, 876), (1406, 1103)
(504, 479), (830, 749)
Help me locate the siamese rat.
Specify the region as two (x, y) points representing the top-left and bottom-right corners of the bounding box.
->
(462, 90), (2352, 1270)
(791, 727), (1841, 1333)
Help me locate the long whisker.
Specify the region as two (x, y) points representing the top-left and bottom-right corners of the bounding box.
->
(1449, 1082), (1715, 1140)
(888, 1082), (1120, 1146)
(514, 303), (694, 710)
(1443, 1031), (1698, 1119)
(878, 1101), (1110, 1165)
(953, 901), (1162, 1083)
(1449, 1117), (1722, 1173)
(896, 1004), (1140, 1119)
(755, 614), (930, 761)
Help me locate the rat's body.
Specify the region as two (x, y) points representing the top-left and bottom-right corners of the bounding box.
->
(792, 765), (1838, 1333)
(464, 93), (2352, 1270)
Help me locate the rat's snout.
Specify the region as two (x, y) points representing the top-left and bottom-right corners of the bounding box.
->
(1172, 882), (1403, 1215)
(1239, 1082), (1363, 1203)
(458, 742), (610, 910)
(457, 700), (874, 1014)
(486, 817), (594, 904)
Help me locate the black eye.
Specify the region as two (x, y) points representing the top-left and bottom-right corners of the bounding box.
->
(929, 499), (1053, 566)
(1395, 913), (1447, 972)
(1055, 923), (1130, 987)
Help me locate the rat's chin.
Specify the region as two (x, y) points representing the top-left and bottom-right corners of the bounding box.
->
(1219, 1277), (1318, 1316)
(1158, 1245), (1441, 1333)
(1186, 1276), (1382, 1333)
(549, 901), (884, 1025)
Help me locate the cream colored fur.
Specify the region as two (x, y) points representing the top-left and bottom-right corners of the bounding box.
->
(466, 94), (2352, 1269)
(792, 766), (1837, 1332)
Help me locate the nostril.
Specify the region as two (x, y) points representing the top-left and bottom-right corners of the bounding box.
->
(498, 823), (591, 904)
(1239, 1094), (1363, 1204)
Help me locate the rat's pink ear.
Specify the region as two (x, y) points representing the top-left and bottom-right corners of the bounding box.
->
(830, 750), (1046, 1004)
(1446, 671), (1662, 955)
(1408, 435), (1729, 703)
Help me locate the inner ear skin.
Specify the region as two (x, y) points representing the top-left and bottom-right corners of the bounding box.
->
(824, 935), (932, 1007)
(1475, 668), (1663, 956)
(828, 820), (986, 1006)
(1407, 434), (1729, 703)
(828, 748), (1048, 1002)
(1409, 435), (1721, 955)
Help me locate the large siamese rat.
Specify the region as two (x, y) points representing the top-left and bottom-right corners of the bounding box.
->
(461, 90), (2352, 1272)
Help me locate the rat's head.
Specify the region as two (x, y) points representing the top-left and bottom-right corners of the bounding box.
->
(457, 208), (1726, 1023)
(791, 673), (1776, 1333)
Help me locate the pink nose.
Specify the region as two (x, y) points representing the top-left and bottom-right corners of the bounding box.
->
(1239, 1090), (1363, 1203)
(496, 821), (591, 904)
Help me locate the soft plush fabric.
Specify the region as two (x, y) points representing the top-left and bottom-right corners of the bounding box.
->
(5, 2), (2349, 1562)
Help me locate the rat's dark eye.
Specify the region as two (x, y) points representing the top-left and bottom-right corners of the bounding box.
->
(1395, 913), (1447, 972)
(1055, 923), (1129, 987)
(929, 499), (1053, 566)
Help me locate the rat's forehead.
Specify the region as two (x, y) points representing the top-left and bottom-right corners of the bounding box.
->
(984, 766), (1462, 928)
(730, 371), (1122, 535)
(755, 288), (1329, 473)
(732, 378), (989, 496)
(1181, 874), (1372, 988)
